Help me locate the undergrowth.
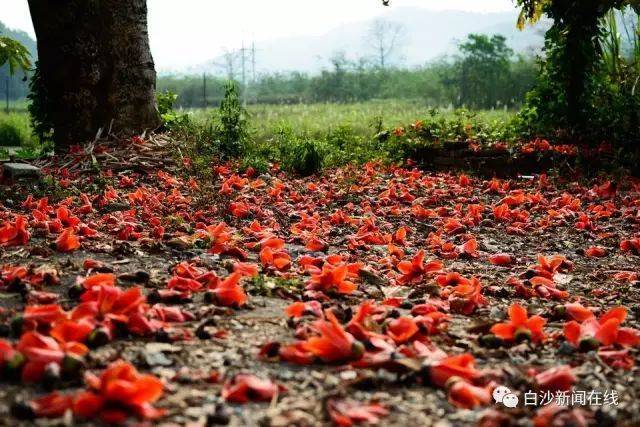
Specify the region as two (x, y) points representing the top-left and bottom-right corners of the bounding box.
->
(159, 89), (526, 178)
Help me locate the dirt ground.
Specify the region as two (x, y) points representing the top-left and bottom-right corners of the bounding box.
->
(0, 139), (639, 426)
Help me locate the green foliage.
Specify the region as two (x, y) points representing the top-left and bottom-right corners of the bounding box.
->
(518, 6), (640, 148)
(157, 90), (177, 116)
(445, 34), (524, 109)
(28, 61), (54, 143)
(384, 109), (520, 161)
(156, 90), (190, 130)
(269, 126), (324, 176)
(216, 81), (248, 158)
(0, 21), (36, 102)
(0, 36), (31, 75)
(157, 53), (536, 109)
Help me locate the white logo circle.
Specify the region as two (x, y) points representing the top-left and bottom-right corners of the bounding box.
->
(492, 386), (511, 403)
(502, 393), (519, 408)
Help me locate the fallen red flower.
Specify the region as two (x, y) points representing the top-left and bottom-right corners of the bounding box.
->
(490, 303), (546, 343)
(532, 403), (592, 427)
(0, 215), (30, 247)
(489, 253), (513, 266)
(397, 250), (443, 285)
(447, 278), (487, 315)
(307, 262), (357, 294)
(285, 301), (322, 318)
(23, 304), (67, 330)
(208, 272), (248, 307)
(74, 360), (165, 423)
(222, 373), (285, 403)
(326, 398), (389, 426)
(447, 380), (492, 409)
(385, 316), (419, 344)
(16, 331), (88, 383)
(56, 228), (81, 252)
(534, 365), (575, 392)
(25, 392), (73, 419)
(563, 305), (640, 349)
(283, 309), (363, 364)
(620, 237), (640, 255)
(584, 246), (606, 257)
(72, 285), (150, 337)
(428, 353), (483, 388)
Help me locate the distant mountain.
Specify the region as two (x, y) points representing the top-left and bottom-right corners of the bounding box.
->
(184, 7), (547, 76)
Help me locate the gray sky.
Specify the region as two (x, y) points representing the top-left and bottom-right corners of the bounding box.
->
(3, 0), (517, 71)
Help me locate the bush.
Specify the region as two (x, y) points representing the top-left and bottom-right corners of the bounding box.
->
(216, 81), (249, 158)
(272, 126), (325, 176)
(156, 90), (191, 130)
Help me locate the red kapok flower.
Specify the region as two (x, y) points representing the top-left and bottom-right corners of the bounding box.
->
(428, 353), (482, 388)
(0, 215), (30, 247)
(307, 263), (357, 294)
(489, 253), (513, 266)
(447, 278), (487, 315)
(27, 392), (73, 419)
(563, 306), (640, 349)
(300, 310), (362, 364)
(71, 286), (150, 337)
(326, 398), (389, 427)
(222, 374), (286, 403)
(397, 250), (443, 285)
(584, 246), (606, 257)
(56, 228), (81, 252)
(490, 304), (546, 343)
(385, 317), (419, 344)
(447, 381), (493, 409)
(534, 366), (575, 392)
(74, 360), (165, 423)
(16, 331), (88, 383)
(208, 272), (247, 307)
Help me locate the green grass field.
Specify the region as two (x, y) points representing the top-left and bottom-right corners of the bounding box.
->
(188, 100), (514, 140)
(1, 100), (515, 150)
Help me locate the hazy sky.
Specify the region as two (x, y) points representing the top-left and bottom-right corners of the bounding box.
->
(2, 0), (517, 70)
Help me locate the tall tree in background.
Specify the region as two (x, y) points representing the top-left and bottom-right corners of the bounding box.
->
(367, 19), (404, 70)
(448, 34), (514, 109)
(515, 0), (638, 136)
(27, 0), (160, 149)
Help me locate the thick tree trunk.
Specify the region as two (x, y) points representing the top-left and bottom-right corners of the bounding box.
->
(27, 0), (161, 149)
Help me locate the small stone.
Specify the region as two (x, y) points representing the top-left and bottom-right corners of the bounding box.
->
(1, 163), (42, 182)
(143, 351), (173, 367)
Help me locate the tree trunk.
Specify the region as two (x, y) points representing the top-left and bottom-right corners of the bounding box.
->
(27, 0), (161, 149)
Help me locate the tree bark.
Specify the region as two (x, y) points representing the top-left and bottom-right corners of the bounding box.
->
(27, 0), (161, 149)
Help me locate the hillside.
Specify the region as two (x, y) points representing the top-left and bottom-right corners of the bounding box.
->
(186, 8), (546, 76)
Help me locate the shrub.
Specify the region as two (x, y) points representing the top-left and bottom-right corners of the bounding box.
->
(216, 81), (249, 158)
(273, 126), (324, 176)
(156, 90), (190, 130)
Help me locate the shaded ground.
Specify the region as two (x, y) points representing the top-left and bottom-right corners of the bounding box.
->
(0, 137), (639, 426)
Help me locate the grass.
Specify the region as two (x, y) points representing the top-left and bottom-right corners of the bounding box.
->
(0, 100), (518, 170)
(0, 112), (35, 147)
(0, 109), (50, 159)
(186, 100), (515, 141)
(2, 99), (515, 144)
